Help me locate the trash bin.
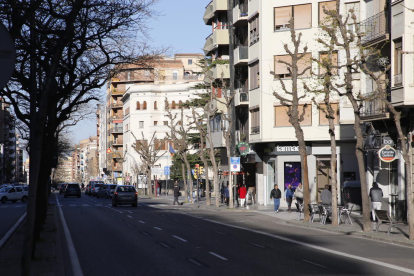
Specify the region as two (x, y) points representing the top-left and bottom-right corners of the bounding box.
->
(342, 180), (362, 211)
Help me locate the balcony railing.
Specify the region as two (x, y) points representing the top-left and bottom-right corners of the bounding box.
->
(360, 98), (388, 119)
(238, 46), (248, 60)
(110, 102), (123, 109)
(109, 127), (123, 134)
(251, 126), (260, 134)
(393, 74), (402, 86)
(360, 11), (389, 45)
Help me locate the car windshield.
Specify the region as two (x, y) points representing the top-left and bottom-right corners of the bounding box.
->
(0, 187), (10, 192)
(68, 184), (79, 188)
(117, 186), (136, 192)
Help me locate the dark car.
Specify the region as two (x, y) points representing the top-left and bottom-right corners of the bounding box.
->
(112, 185), (137, 207)
(97, 184), (117, 199)
(85, 184), (91, 195)
(64, 183), (81, 198)
(59, 184), (67, 195)
(88, 181), (105, 196)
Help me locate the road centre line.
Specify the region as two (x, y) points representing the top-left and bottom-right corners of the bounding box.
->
(139, 220), (146, 224)
(0, 212), (26, 249)
(302, 259), (332, 270)
(209, 252), (228, 261)
(249, 242), (265, 248)
(203, 219), (414, 274)
(55, 195), (83, 276)
(154, 227), (162, 230)
(127, 215), (133, 218)
(173, 235), (187, 242)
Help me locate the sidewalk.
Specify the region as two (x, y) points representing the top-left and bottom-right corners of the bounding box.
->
(151, 193), (414, 247)
(0, 195), (63, 276)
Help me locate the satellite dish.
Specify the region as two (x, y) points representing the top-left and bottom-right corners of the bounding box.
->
(0, 23), (15, 90)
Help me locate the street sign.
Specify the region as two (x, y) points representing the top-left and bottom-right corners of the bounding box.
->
(378, 145), (397, 162)
(230, 157), (240, 172)
(164, 166), (170, 176)
(125, 176), (130, 182)
(151, 167), (163, 176)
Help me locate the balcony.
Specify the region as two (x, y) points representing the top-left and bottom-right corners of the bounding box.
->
(203, 29), (229, 55)
(156, 74), (202, 83)
(360, 11), (389, 46)
(203, 0), (228, 25)
(234, 46), (248, 66)
(251, 126), (260, 134)
(234, 89), (249, 107)
(109, 115), (123, 123)
(233, 0), (248, 27)
(109, 126), (123, 134)
(110, 102), (123, 109)
(109, 139), (123, 147)
(360, 97), (389, 121)
(212, 63), (230, 79)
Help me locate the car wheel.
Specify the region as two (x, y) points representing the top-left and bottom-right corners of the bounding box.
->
(11, 200), (17, 203)
(132, 203), (137, 207)
(1, 197), (6, 204)
(21, 196), (28, 203)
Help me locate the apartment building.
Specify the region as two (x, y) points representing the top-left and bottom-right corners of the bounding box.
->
(101, 54), (204, 185)
(204, 0), (365, 207)
(73, 137), (99, 184)
(359, 0), (414, 221)
(0, 99), (18, 184)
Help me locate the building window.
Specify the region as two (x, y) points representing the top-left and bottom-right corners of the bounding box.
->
(274, 4), (312, 31)
(154, 101), (157, 110)
(154, 121), (158, 126)
(319, 1), (336, 26)
(163, 121), (168, 126)
(319, 52), (338, 75)
(394, 39), (403, 86)
(139, 121), (144, 128)
(173, 71), (178, 80)
(249, 15), (259, 45)
(172, 101), (176, 109)
(179, 100), (183, 109)
(345, 2), (360, 32)
(249, 61), (260, 90)
(250, 107), (260, 133)
(143, 101), (147, 110)
(136, 101), (140, 110)
(274, 53), (312, 79)
(274, 105), (312, 126)
(188, 59), (193, 65)
(318, 103), (339, 125)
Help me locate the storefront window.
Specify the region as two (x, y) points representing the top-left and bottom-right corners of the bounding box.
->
(284, 162), (301, 190)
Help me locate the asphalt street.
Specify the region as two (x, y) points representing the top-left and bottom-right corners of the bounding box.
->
(0, 201), (26, 241)
(55, 193), (414, 276)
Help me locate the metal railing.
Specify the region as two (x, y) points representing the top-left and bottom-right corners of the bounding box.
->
(360, 98), (388, 117)
(360, 11), (388, 44)
(251, 126), (260, 134)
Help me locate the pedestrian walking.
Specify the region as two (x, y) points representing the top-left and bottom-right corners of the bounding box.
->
(270, 184), (281, 212)
(220, 184), (225, 203)
(173, 181), (180, 205)
(156, 180), (160, 196)
(238, 184), (247, 207)
(284, 184), (294, 212)
(235, 183), (240, 207)
(294, 183), (304, 209)
(369, 182), (383, 221)
(224, 185), (230, 206)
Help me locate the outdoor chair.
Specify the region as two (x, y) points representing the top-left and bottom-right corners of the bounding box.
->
(374, 210), (405, 235)
(319, 205), (332, 225)
(339, 204), (353, 225)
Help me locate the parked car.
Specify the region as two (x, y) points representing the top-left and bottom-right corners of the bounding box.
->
(88, 181), (104, 196)
(97, 184), (117, 199)
(0, 186), (29, 203)
(64, 183), (81, 198)
(59, 184), (67, 195)
(112, 185), (138, 207)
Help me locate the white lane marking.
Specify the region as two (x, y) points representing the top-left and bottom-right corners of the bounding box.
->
(203, 219), (414, 274)
(127, 215), (133, 218)
(302, 259), (331, 270)
(55, 195), (84, 276)
(139, 221), (146, 224)
(188, 259), (203, 267)
(154, 227), (162, 231)
(209, 252), (228, 261)
(249, 242), (265, 249)
(0, 212), (26, 248)
(173, 235), (187, 242)
(127, 211), (132, 214)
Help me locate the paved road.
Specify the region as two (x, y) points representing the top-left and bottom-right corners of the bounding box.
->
(57, 194), (414, 276)
(0, 201), (26, 241)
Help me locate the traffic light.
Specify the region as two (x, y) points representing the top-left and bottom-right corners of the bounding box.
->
(199, 166), (204, 176)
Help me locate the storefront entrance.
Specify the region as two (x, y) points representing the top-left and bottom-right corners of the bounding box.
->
(316, 157), (332, 203)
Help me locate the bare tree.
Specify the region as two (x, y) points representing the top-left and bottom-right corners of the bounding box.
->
(131, 131), (166, 197)
(271, 18), (311, 220)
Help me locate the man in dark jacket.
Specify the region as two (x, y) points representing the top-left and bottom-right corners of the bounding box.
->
(173, 181), (180, 205)
(270, 184), (282, 212)
(369, 182), (383, 221)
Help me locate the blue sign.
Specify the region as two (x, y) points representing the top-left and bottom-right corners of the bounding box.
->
(230, 157), (240, 172)
(164, 166), (170, 176)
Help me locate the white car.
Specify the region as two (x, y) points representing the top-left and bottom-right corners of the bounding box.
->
(0, 186), (29, 203)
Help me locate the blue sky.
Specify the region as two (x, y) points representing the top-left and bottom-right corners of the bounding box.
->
(70, 0), (211, 144)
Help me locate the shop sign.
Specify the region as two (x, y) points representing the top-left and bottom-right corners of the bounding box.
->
(382, 136), (394, 147)
(230, 157), (240, 172)
(237, 142), (250, 156)
(272, 145), (311, 155)
(378, 145), (397, 162)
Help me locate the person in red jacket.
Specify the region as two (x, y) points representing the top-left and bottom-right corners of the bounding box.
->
(238, 184), (247, 208)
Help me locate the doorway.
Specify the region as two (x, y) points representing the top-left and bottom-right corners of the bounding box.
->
(316, 157), (332, 203)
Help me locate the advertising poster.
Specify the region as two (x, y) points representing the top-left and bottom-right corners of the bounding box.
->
(284, 162), (301, 189)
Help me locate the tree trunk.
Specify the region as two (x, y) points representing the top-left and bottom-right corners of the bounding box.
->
(227, 152), (234, 209)
(183, 155), (193, 203)
(181, 162), (187, 201)
(328, 117), (338, 226)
